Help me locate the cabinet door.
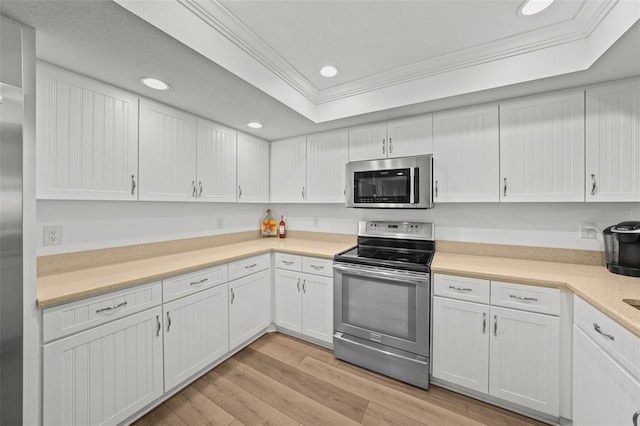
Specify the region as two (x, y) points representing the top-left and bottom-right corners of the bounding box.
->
(586, 79), (640, 202)
(306, 129), (349, 203)
(433, 106), (499, 202)
(196, 118), (237, 202)
(432, 297), (490, 393)
(270, 137), (307, 203)
(237, 132), (270, 203)
(301, 273), (333, 344)
(489, 306), (559, 416)
(348, 123), (388, 161)
(139, 99), (197, 201)
(36, 63), (139, 200)
(228, 269), (271, 349)
(573, 326), (640, 426)
(387, 115), (433, 158)
(163, 285), (229, 391)
(43, 308), (163, 426)
(274, 269), (302, 332)
(499, 91), (585, 202)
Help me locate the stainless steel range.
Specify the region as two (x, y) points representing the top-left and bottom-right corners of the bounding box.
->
(333, 221), (435, 389)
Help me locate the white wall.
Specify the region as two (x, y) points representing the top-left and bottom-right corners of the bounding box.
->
(37, 200), (640, 255)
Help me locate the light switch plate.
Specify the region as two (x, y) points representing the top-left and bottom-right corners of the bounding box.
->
(43, 225), (63, 246)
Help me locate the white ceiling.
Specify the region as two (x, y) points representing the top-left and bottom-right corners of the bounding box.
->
(1, 0), (640, 140)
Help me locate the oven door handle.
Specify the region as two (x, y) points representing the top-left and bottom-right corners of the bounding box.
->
(333, 264), (427, 285)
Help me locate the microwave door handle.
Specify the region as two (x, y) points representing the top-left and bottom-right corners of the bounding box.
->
(410, 168), (415, 204)
(333, 264), (427, 285)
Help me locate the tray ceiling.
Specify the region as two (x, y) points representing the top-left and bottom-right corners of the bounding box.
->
(116, 0), (640, 122)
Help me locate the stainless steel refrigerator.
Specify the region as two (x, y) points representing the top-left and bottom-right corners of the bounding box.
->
(0, 15), (30, 425)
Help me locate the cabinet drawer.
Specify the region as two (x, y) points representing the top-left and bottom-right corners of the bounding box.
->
(433, 274), (490, 304)
(42, 281), (162, 343)
(575, 296), (640, 381)
(490, 281), (559, 316)
(275, 253), (302, 272)
(228, 253), (270, 281)
(163, 264), (228, 303)
(302, 257), (333, 277)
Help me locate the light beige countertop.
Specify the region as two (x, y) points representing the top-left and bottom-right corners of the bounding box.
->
(37, 237), (355, 307)
(432, 252), (640, 338)
(38, 235), (640, 339)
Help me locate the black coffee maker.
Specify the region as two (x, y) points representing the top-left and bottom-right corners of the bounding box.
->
(603, 221), (640, 277)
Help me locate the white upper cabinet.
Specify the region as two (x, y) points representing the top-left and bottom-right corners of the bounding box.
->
(586, 78), (640, 202)
(138, 99), (197, 201)
(36, 63), (139, 200)
(433, 105), (499, 203)
(306, 129), (349, 203)
(499, 91), (585, 202)
(270, 136), (307, 203)
(237, 132), (270, 203)
(196, 118), (237, 202)
(348, 115), (432, 161)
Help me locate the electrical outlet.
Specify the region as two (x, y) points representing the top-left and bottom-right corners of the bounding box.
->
(43, 226), (63, 246)
(580, 223), (598, 239)
(313, 216), (320, 228)
(216, 217), (224, 229)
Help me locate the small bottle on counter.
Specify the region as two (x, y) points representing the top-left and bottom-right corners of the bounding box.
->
(278, 215), (286, 238)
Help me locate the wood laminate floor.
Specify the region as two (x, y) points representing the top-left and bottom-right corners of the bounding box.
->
(133, 333), (546, 426)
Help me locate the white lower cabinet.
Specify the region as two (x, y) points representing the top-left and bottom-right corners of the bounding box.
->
(228, 269), (271, 350)
(43, 307), (164, 426)
(432, 274), (560, 418)
(573, 296), (640, 426)
(274, 254), (333, 345)
(163, 284), (229, 391)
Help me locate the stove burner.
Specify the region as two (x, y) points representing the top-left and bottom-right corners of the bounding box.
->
(388, 255), (421, 263)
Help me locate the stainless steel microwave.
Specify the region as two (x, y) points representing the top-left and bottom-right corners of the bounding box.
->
(345, 155), (433, 209)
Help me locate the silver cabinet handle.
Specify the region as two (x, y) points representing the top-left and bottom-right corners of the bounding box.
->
(509, 294), (538, 302)
(131, 175), (136, 196)
(96, 301), (127, 314)
(156, 315), (161, 337)
(302, 186), (305, 200)
(190, 277), (208, 286)
(198, 181), (203, 197)
(633, 410), (639, 426)
(591, 173), (597, 196)
(449, 285), (472, 292)
(494, 315), (498, 337)
(435, 180), (438, 198)
(230, 288), (235, 304)
(382, 138), (386, 154)
(238, 185), (242, 199)
(593, 323), (615, 341)
(282, 260), (294, 265)
(482, 312), (487, 334)
(302, 279), (306, 293)
(503, 177), (507, 197)
(310, 265), (324, 270)
(191, 180), (196, 197)
(389, 137), (393, 153)
(166, 311), (172, 332)
(296, 278), (301, 293)
(244, 263), (257, 269)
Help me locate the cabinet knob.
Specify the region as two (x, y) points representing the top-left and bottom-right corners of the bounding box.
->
(297, 278), (301, 293)
(156, 315), (161, 337)
(494, 315), (498, 336)
(503, 178), (507, 197)
(198, 181), (203, 197)
(166, 311), (172, 332)
(389, 138), (393, 153)
(191, 181), (196, 197)
(435, 180), (438, 198)
(302, 186), (305, 200)
(382, 138), (386, 154)
(131, 175), (136, 196)
(238, 185), (242, 199)
(591, 173), (597, 196)
(230, 288), (235, 304)
(482, 312), (487, 334)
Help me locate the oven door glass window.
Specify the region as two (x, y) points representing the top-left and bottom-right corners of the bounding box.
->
(354, 168), (411, 203)
(342, 274), (417, 341)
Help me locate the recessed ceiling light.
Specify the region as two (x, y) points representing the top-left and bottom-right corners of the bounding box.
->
(320, 65), (338, 78)
(247, 122), (263, 129)
(140, 77), (170, 90)
(519, 0), (554, 16)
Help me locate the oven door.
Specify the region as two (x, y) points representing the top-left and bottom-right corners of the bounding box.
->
(333, 262), (429, 356)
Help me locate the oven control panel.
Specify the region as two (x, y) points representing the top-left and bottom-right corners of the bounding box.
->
(359, 221), (434, 240)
